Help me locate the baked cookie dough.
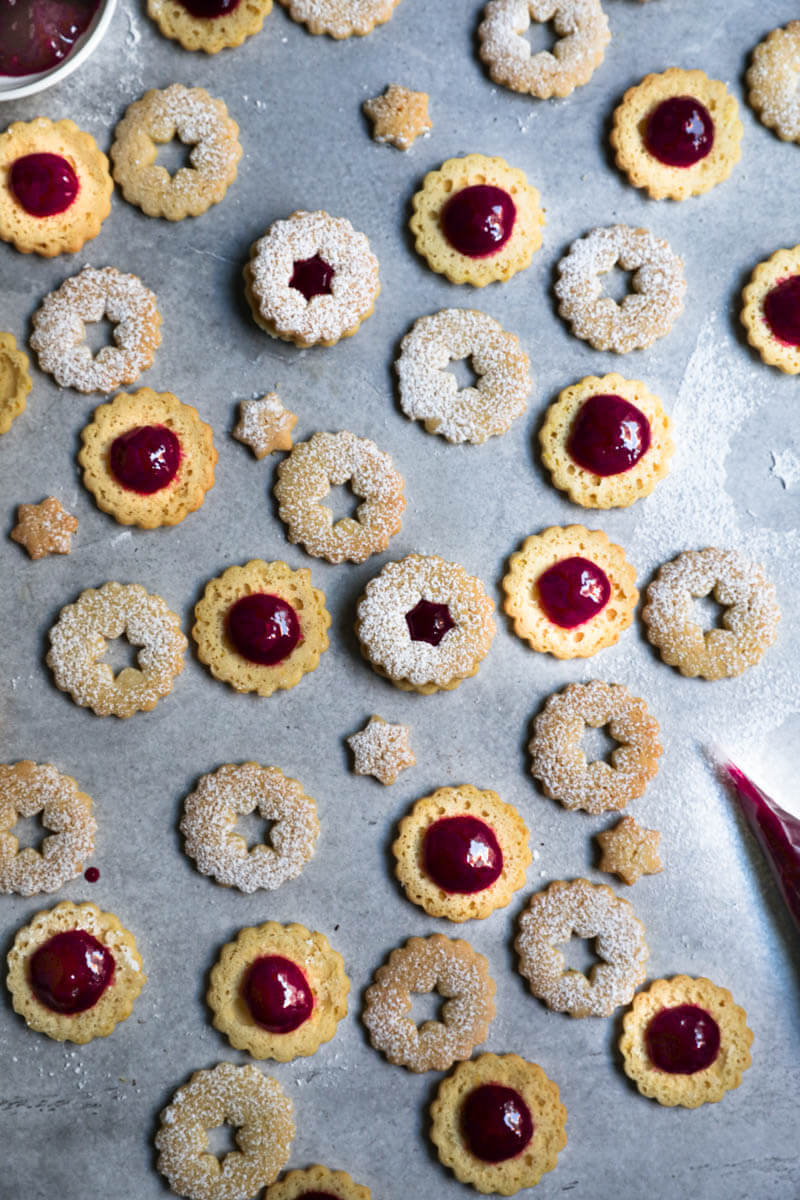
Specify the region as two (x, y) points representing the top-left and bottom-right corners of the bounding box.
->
(596, 816), (662, 885)
(6, 901), (145, 1043)
(0, 332), (32, 435)
(192, 560), (331, 697)
(363, 84), (431, 150)
(0, 762), (96, 896)
(265, 1166), (370, 1200)
(747, 22), (800, 143)
(393, 784), (531, 921)
(741, 245), (800, 374)
(409, 154), (545, 286)
(11, 496), (77, 559)
(0, 118), (112, 257)
(277, 0), (402, 38)
(208, 921), (349, 1060)
(478, 0), (610, 99)
(147, 0), (273, 52)
(347, 715), (415, 785)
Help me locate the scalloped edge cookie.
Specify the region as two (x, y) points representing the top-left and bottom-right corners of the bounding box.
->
(147, 0), (273, 52)
(0, 762), (97, 896)
(265, 1166), (370, 1200)
(0, 332), (32, 434)
(277, 0), (402, 38)
(478, 0), (610, 99)
(741, 245), (800, 374)
(747, 22), (800, 143)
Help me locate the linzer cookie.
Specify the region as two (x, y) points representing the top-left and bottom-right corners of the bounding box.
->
(747, 23), (800, 143)
(409, 154), (544, 286)
(611, 69), (743, 200)
(503, 525), (638, 659)
(30, 266), (162, 393)
(111, 85), (241, 220)
(6, 901), (145, 1043)
(393, 785), (530, 921)
(741, 245), (800, 374)
(0, 762), (96, 896)
(539, 373), (673, 508)
(208, 921), (349, 1061)
(147, 0), (273, 52)
(78, 389), (217, 529)
(245, 210), (380, 347)
(265, 1166), (370, 1200)
(355, 554), (496, 693)
(0, 118), (112, 257)
(11, 497), (77, 559)
(0, 332), (32, 435)
(278, 0), (402, 38)
(192, 560), (330, 696)
(478, 0), (610, 99)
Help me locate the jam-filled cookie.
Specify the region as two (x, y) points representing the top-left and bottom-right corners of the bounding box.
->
(147, 0), (273, 52)
(503, 526), (638, 659)
(208, 921), (349, 1060)
(478, 0), (610, 99)
(539, 373), (673, 508)
(0, 332), (32, 435)
(0, 762), (96, 896)
(430, 1053), (567, 1194)
(741, 245), (800, 374)
(611, 68), (743, 200)
(0, 118), (112, 257)
(410, 154), (545, 286)
(277, 0), (402, 38)
(78, 389), (217, 528)
(393, 784), (530, 920)
(265, 1166), (370, 1200)
(355, 554), (496, 693)
(6, 901), (145, 1043)
(747, 23), (800, 144)
(620, 976), (753, 1107)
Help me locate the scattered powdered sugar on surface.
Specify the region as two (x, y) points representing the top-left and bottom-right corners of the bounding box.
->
(771, 449), (800, 491)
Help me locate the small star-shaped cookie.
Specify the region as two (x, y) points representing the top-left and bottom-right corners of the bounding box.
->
(11, 497), (78, 560)
(347, 715), (416, 786)
(363, 84), (432, 151)
(233, 393), (297, 459)
(596, 816), (662, 886)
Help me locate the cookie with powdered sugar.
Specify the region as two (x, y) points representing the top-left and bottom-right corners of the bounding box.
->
(147, 0), (273, 52)
(478, 0), (610, 99)
(748, 23), (800, 144)
(0, 763), (97, 896)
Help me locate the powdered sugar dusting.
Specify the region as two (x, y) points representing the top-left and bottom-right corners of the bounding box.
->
(772, 449), (800, 490)
(0, 763), (96, 896)
(479, 0), (610, 98)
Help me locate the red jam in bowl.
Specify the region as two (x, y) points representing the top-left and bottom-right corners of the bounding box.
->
(0, 0), (100, 76)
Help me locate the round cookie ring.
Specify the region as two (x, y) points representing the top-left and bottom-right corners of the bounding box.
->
(610, 68), (743, 200)
(155, 1063), (295, 1200)
(515, 878), (649, 1018)
(741, 245), (800, 374)
(47, 581), (187, 717)
(0, 332), (32, 435)
(620, 975), (753, 1108)
(748, 22), (800, 143)
(208, 921), (349, 1061)
(78, 388), (217, 528)
(0, 118), (112, 257)
(430, 1053), (567, 1195)
(395, 308), (532, 445)
(180, 763), (319, 893)
(245, 210), (380, 347)
(362, 934), (496, 1073)
(502, 525), (639, 659)
(0, 762), (97, 896)
(393, 784), (531, 921)
(529, 681), (662, 814)
(277, 0), (402, 38)
(409, 154), (545, 286)
(147, 0), (272, 51)
(355, 553), (496, 694)
(111, 85), (242, 220)
(30, 265), (162, 394)
(478, 0), (611, 99)
(192, 560), (331, 697)
(265, 1166), (370, 1200)
(274, 430), (405, 563)
(642, 548), (780, 680)
(539, 373), (674, 509)
(554, 225), (686, 353)
(6, 901), (145, 1043)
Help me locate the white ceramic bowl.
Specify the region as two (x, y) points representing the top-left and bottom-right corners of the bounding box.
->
(0, 0), (117, 103)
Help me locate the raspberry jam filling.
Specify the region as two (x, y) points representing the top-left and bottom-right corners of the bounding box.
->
(645, 1004), (721, 1074)
(405, 599), (455, 646)
(423, 816), (503, 894)
(644, 96), (714, 167)
(109, 425), (181, 495)
(290, 254), (335, 301)
(0, 0), (100, 76)
(295, 1194), (338, 1200)
(29, 929), (115, 1015)
(177, 0), (241, 17)
(227, 593), (301, 666)
(461, 1083), (533, 1164)
(242, 954), (314, 1033)
(568, 394), (652, 476)
(441, 185), (516, 258)
(10, 153), (80, 217)
(537, 557), (611, 629)
(763, 276), (800, 347)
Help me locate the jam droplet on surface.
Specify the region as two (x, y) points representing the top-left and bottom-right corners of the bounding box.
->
(461, 1083), (533, 1164)
(405, 598), (455, 646)
(423, 816), (503, 894)
(10, 154), (80, 217)
(176, 0), (241, 16)
(227, 593), (301, 666)
(537, 557), (611, 628)
(84, 866), (100, 883)
(441, 185), (516, 258)
(645, 1004), (721, 1074)
(567, 393), (652, 477)
(242, 954), (314, 1033)
(0, 0), (100, 76)
(289, 254), (335, 301)
(644, 96), (714, 167)
(29, 929), (114, 1014)
(109, 425), (181, 495)
(763, 276), (800, 347)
